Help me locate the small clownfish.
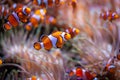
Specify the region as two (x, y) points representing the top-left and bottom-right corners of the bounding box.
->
(10, 3), (23, 12)
(107, 65), (116, 74)
(15, 6), (31, 23)
(33, 0), (65, 8)
(34, 31), (71, 50)
(76, 67), (94, 80)
(0, 5), (9, 19)
(100, 10), (119, 21)
(25, 22), (33, 31)
(68, 70), (74, 76)
(29, 13), (44, 28)
(45, 15), (56, 25)
(103, 57), (116, 73)
(29, 9), (46, 28)
(3, 12), (20, 30)
(34, 8), (47, 16)
(76, 67), (83, 77)
(68, 67), (94, 80)
(65, 27), (80, 38)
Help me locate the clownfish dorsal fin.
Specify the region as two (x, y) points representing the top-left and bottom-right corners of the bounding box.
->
(52, 30), (58, 34)
(40, 34), (48, 42)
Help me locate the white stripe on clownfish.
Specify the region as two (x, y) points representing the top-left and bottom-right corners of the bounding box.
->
(7, 22), (12, 26)
(53, 0), (55, 3)
(65, 29), (69, 33)
(1, 5), (4, 13)
(48, 35), (57, 48)
(40, 42), (44, 48)
(82, 69), (87, 80)
(12, 12), (20, 23)
(61, 32), (67, 41)
(72, 68), (87, 79)
(49, 17), (54, 22)
(37, 0), (41, 5)
(108, 65), (115, 71)
(44, 0), (48, 6)
(72, 28), (76, 32)
(32, 14), (41, 21)
(22, 6), (27, 15)
(106, 11), (109, 17)
(37, 9), (46, 16)
(13, 3), (17, 9)
(28, 22), (32, 26)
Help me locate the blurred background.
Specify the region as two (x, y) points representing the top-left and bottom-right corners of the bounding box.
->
(0, 0), (120, 80)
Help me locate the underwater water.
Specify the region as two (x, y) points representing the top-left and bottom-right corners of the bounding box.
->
(0, 0), (120, 80)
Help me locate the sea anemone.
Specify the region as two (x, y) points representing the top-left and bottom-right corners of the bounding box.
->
(1, 0), (120, 80)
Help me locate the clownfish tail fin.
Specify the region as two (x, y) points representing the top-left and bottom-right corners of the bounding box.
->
(33, 42), (43, 50)
(3, 22), (12, 30)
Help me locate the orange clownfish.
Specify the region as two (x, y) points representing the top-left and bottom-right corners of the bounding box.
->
(29, 9), (46, 28)
(33, 0), (65, 8)
(100, 10), (119, 21)
(45, 15), (56, 25)
(29, 13), (44, 28)
(10, 3), (23, 12)
(68, 67), (94, 80)
(34, 8), (47, 16)
(103, 57), (116, 74)
(76, 67), (94, 80)
(34, 31), (71, 50)
(65, 27), (80, 38)
(0, 5), (9, 19)
(107, 65), (116, 74)
(104, 64), (116, 74)
(68, 70), (75, 77)
(25, 22), (33, 31)
(3, 12), (20, 30)
(15, 6), (31, 23)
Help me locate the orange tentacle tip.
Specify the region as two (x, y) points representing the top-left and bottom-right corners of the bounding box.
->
(33, 42), (41, 50)
(31, 76), (37, 80)
(0, 58), (3, 65)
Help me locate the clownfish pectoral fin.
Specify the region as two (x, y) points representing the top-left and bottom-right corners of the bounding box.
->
(56, 36), (64, 48)
(40, 34), (48, 42)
